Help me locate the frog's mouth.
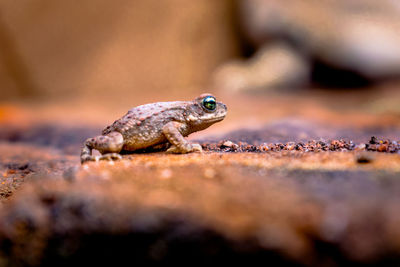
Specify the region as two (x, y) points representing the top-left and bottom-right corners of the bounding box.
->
(203, 115), (225, 123)
(187, 114), (225, 124)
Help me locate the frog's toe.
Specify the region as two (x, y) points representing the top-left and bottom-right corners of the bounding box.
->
(166, 143), (203, 154)
(81, 155), (95, 164)
(98, 153), (123, 161)
(166, 145), (180, 154)
(191, 143), (203, 153)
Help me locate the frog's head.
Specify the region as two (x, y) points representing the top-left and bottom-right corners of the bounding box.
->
(185, 93), (227, 130)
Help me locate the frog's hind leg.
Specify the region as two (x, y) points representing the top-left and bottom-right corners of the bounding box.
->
(80, 131), (124, 163)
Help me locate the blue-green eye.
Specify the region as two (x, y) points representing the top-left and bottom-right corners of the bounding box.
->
(202, 96), (216, 111)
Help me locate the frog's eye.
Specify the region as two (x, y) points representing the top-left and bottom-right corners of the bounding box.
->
(202, 96), (216, 111)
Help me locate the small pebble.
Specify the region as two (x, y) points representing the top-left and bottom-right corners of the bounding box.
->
(222, 141), (235, 147)
(377, 144), (388, 152)
(200, 137), (399, 154)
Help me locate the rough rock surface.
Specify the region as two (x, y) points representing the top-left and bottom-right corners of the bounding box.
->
(0, 121), (400, 266)
(1, 88), (400, 266)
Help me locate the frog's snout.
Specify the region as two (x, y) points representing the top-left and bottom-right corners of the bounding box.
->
(217, 102), (228, 118)
(220, 102), (227, 112)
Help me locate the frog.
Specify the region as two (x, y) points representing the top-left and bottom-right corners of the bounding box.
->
(80, 93), (227, 163)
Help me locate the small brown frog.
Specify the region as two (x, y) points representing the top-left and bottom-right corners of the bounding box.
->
(81, 94), (227, 163)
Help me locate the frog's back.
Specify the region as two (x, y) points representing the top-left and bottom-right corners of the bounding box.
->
(102, 101), (187, 136)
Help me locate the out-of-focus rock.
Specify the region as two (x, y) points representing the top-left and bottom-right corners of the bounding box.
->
(215, 0), (400, 91)
(1, 155), (400, 266)
(214, 43), (309, 91)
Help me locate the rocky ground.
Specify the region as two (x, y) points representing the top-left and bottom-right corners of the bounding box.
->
(0, 88), (400, 266)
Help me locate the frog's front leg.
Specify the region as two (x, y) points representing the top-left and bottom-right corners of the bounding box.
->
(80, 131), (124, 163)
(162, 121), (202, 154)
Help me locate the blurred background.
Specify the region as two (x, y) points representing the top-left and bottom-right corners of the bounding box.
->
(0, 0), (237, 100)
(0, 0), (400, 131)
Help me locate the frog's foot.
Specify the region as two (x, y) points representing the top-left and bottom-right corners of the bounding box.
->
(81, 131), (124, 164)
(81, 153), (95, 163)
(166, 143), (203, 154)
(96, 153), (123, 161)
(81, 153), (123, 163)
(162, 121), (203, 154)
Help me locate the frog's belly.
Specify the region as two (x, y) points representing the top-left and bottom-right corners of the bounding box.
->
(122, 132), (167, 151)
